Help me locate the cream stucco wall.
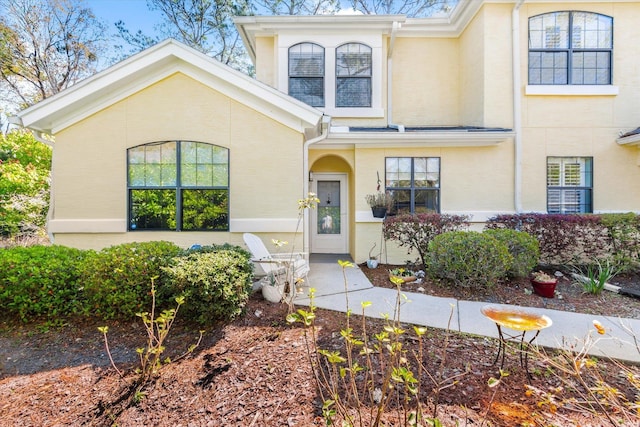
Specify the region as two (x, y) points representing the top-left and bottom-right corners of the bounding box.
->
(482, 4), (515, 127)
(255, 36), (276, 87)
(458, 6), (485, 127)
(391, 37), (460, 125)
(51, 72), (306, 249)
(519, 2), (640, 212)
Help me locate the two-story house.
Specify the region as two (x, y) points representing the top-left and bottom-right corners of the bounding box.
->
(14, 0), (640, 264)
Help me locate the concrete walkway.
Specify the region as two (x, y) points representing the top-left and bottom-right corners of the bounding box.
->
(294, 254), (640, 364)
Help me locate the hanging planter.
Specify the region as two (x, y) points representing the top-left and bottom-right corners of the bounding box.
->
(365, 192), (392, 219)
(371, 207), (387, 218)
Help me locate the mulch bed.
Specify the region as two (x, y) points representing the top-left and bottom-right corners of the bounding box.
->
(1, 266), (640, 426)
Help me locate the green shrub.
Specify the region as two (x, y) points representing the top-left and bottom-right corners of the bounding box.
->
(161, 248), (253, 324)
(79, 241), (182, 319)
(0, 245), (88, 321)
(483, 229), (539, 278)
(426, 231), (512, 289)
(383, 213), (470, 268)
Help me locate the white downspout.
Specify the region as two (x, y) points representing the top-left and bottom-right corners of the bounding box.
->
(512, 0), (525, 213)
(387, 21), (404, 132)
(303, 115), (330, 257)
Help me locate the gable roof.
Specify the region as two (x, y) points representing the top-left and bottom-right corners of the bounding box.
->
(234, 1), (485, 63)
(16, 39), (323, 135)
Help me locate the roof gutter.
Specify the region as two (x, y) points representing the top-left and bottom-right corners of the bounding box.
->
(303, 115), (331, 256)
(512, 0), (525, 213)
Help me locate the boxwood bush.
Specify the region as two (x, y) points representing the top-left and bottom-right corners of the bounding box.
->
(79, 241), (182, 319)
(161, 246), (253, 324)
(426, 231), (512, 289)
(483, 229), (539, 278)
(0, 245), (88, 321)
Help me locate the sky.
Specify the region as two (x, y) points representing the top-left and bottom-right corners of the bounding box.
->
(87, 0), (163, 39)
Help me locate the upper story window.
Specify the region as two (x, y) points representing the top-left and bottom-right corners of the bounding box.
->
(528, 11), (612, 85)
(386, 157), (440, 214)
(336, 43), (372, 108)
(547, 157), (593, 214)
(288, 42), (325, 107)
(127, 141), (229, 231)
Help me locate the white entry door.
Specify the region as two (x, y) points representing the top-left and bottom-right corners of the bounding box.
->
(311, 174), (348, 253)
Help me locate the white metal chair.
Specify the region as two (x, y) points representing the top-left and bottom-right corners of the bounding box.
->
(242, 233), (310, 287)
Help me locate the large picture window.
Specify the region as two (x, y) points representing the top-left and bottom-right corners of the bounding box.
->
(547, 157), (592, 214)
(289, 42), (325, 107)
(127, 141), (229, 231)
(386, 157), (440, 214)
(528, 11), (612, 85)
(336, 43), (371, 107)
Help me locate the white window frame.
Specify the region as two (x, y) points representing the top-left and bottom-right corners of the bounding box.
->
(278, 34), (383, 118)
(527, 11), (614, 91)
(546, 156), (593, 214)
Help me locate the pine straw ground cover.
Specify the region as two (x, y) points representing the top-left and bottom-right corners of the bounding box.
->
(0, 264), (639, 426)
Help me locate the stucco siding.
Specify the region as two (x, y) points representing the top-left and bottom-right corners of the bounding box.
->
(458, 6), (485, 127)
(50, 72), (306, 247)
(392, 37), (460, 125)
(255, 36), (276, 87)
(482, 3), (514, 127)
(518, 2), (640, 213)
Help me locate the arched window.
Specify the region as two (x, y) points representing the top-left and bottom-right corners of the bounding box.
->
(127, 141), (229, 231)
(288, 42), (325, 107)
(336, 43), (372, 107)
(529, 11), (612, 85)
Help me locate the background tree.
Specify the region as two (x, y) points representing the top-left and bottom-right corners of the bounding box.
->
(349, 0), (456, 17)
(115, 0), (253, 72)
(113, 0), (458, 72)
(0, 0), (107, 112)
(254, 0), (339, 15)
(0, 130), (51, 238)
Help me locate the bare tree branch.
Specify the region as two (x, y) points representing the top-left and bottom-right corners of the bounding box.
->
(0, 0), (106, 111)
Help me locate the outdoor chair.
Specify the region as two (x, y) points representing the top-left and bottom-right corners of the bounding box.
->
(242, 233), (310, 287)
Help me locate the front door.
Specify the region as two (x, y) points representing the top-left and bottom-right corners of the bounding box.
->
(311, 174), (348, 253)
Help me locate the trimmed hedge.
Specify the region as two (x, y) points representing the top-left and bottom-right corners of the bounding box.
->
(79, 241), (182, 319)
(486, 213), (611, 267)
(0, 245), (88, 321)
(600, 213), (640, 272)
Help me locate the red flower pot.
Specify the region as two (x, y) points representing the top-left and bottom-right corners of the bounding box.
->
(531, 279), (557, 298)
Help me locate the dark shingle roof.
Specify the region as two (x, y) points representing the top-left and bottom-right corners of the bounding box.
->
(620, 127), (640, 138)
(348, 126), (513, 133)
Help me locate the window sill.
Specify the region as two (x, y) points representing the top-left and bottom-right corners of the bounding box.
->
(525, 85), (619, 96)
